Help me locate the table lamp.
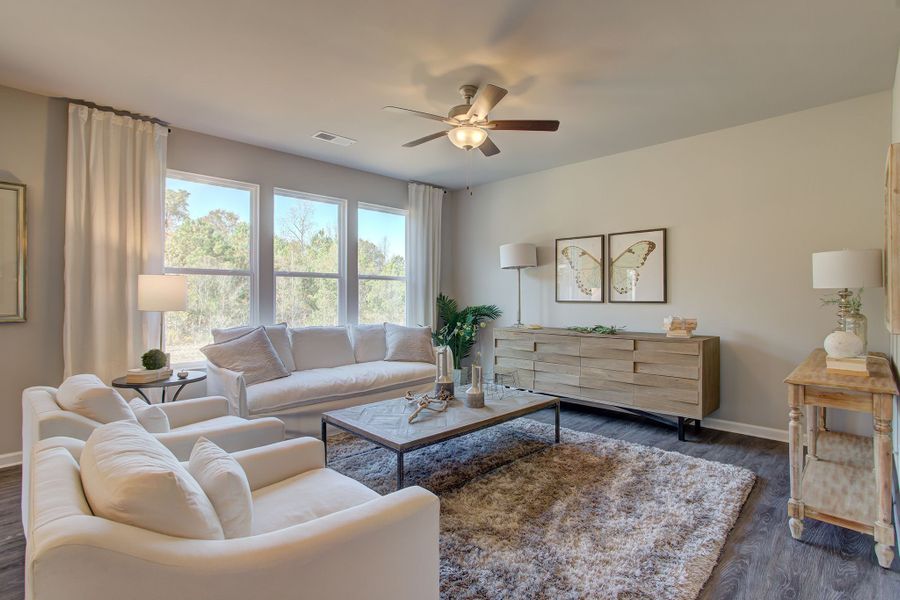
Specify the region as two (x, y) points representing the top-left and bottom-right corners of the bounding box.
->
(812, 249), (882, 358)
(138, 274), (188, 353)
(500, 243), (537, 328)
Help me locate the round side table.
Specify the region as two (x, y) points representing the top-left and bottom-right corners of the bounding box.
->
(111, 370), (206, 404)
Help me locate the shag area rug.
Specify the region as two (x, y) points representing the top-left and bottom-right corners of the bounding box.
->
(327, 419), (755, 600)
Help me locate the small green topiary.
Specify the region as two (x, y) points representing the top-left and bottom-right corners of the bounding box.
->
(141, 349), (167, 370)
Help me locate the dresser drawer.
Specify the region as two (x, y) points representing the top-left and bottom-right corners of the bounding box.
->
(634, 362), (699, 380)
(534, 361), (580, 376)
(494, 346), (535, 361)
(633, 384), (699, 406)
(635, 340), (700, 355)
(496, 356), (533, 370)
(581, 337), (634, 354)
(582, 356), (634, 373)
(579, 385), (633, 405)
(580, 375), (635, 394)
(533, 351), (582, 366)
(496, 337), (535, 351)
(495, 366), (534, 390)
(534, 380), (581, 398)
(534, 334), (581, 355)
(535, 370), (580, 387)
(634, 388), (701, 418)
(632, 372), (698, 390)
(580, 367), (634, 384)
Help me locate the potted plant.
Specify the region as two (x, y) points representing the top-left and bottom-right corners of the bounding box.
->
(432, 293), (501, 385)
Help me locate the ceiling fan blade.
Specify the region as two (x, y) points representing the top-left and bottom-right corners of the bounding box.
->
(402, 131), (448, 148)
(383, 106), (448, 123)
(466, 84), (508, 121)
(479, 136), (501, 157)
(486, 120), (560, 131)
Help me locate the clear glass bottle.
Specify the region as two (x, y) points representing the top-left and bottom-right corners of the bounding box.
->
(843, 311), (868, 356)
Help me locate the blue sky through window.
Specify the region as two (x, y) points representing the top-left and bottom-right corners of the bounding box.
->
(166, 177), (251, 222)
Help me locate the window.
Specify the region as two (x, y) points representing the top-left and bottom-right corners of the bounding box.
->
(358, 205), (406, 324)
(274, 189), (344, 326)
(164, 171), (258, 363)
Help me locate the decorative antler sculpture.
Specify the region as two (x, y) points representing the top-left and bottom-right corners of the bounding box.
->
(405, 389), (453, 423)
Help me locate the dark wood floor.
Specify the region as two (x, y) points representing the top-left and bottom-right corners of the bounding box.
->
(2, 404), (898, 599)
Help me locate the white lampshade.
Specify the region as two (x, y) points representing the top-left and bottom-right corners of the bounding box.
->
(138, 274), (188, 311)
(812, 249), (883, 289)
(500, 243), (537, 269)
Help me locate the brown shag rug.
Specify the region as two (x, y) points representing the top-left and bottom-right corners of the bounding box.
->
(326, 419), (755, 600)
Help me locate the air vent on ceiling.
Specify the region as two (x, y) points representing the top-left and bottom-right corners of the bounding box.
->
(312, 131), (357, 147)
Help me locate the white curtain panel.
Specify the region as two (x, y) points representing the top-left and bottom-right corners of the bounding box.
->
(64, 104), (168, 381)
(407, 182), (443, 328)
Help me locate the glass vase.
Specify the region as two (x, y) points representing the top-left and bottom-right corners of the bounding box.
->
(843, 311), (868, 356)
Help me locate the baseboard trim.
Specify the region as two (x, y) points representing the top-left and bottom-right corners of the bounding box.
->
(0, 451), (22, 469)
(702, 418), (788, 443)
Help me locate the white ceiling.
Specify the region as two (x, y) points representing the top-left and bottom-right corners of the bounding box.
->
(1, 0), (899, 189)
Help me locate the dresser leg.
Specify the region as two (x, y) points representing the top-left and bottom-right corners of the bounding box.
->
(677, 417), (685, 442)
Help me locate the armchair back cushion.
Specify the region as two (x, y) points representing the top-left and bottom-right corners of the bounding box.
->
(349, 324), (387, 363)
(290, 327), (356, 371)
(202, 327), (290, 386)
(188, 437), (253, 538)
(80, 421), (225, 540)
(56, 374), (134, 424)
(384, 324), (435, 363)
(213, 323), (295, 372)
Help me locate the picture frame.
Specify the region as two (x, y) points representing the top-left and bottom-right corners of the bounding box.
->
(556, 234), (605, 303)
(0, 182), (26, 323)
(607, 228), (667, 303)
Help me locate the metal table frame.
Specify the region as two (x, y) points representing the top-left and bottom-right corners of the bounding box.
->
(322, 398), (560, 490)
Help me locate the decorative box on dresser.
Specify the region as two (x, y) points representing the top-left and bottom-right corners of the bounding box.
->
(492, 327), (720, 441)
(784, 349), (897, 568)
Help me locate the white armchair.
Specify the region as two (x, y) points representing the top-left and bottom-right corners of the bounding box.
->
(21, 386), (285, 532)
(26, 437), (440, 600)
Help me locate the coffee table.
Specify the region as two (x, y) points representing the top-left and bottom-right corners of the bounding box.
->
(321, 389), (560, 490)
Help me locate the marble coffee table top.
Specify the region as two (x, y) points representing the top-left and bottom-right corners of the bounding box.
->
(322, 389), (559, 452)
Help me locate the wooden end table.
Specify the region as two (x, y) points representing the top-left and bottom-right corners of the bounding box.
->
(112, 370), (206, 404)
(322, 389), (560, 490)
(784, 349), (897, 568)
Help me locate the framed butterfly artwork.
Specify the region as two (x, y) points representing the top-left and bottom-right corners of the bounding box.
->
(556, 234), (605, 302)
(608, 228), (667, 303)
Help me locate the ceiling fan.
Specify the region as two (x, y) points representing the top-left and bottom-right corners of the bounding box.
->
(383, 84), (559, 157)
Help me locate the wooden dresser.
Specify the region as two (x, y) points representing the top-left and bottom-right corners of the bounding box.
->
(492, 327), (720, 440)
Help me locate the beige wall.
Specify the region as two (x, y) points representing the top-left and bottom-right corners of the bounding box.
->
(0, 85), (67, 456)
(444, 92), (891, 435)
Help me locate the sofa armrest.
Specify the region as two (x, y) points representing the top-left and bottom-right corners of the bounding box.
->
(231, 437), (324, 490)
(29, 487), (439, 600)
(157, 396), (229, 428)
(205, 362), (248, 417)
(154, 417), (285, 461)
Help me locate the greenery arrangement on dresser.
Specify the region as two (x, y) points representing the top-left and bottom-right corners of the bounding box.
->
(567, 324), (624, 335)
(432, 293), (501, 369)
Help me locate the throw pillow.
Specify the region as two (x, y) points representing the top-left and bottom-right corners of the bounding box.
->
(384, 323), (435, 363)
(213, 323), (296, 372)
(201, 327), (290, 386)
(128, 399), (171, 433)
(188, 437), (253, 538)
(80, 421), (224, 540)
(349, 324), (387, 363)
(290, 326), (356, 370)
(56, 374), (135, 424)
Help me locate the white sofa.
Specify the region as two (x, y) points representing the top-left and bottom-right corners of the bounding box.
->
(207, 325), (436, 437)
(25, 436), (440, 600)
(22, 386), (285, 532)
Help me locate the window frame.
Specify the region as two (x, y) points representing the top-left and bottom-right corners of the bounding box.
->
(272, 187), (348, 325)
(163, 170), (260, 365)
(357, 202), (408, 325)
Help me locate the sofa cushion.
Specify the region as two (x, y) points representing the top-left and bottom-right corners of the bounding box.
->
(56, 374), (135, 424)
(290, 326), (356, 371)
(349, 324), (387, 363)
(251, 467), (379, 535)
(213, 323), (295, 372)
(246, 360), (436, 414)
(80, 421), (224, 540)
(128, 399), (171, 433)
(384, 323), (435, 363)
(202, 327), (290, 386)
(188, 437), (253, 539)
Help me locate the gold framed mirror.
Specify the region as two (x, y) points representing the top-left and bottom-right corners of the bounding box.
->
(0, 182), (26, 323)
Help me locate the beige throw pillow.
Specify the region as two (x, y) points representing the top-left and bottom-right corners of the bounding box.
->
(56, 374), (135, 424)
(384, 323), (435, 363)
(188, 437), (253, 538)
(290, 327), (356, 370)
(213, 323), (295, 372)
(201, 327), (290, 385)
(349, 324), (387, 363)
(80, 421), (224, 540)
(128, 399), (171, 433)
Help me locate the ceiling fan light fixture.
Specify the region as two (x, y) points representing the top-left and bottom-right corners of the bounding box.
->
(448, 125), (487, 150)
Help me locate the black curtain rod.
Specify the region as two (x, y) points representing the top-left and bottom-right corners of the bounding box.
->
(66, 98), (171, 132)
